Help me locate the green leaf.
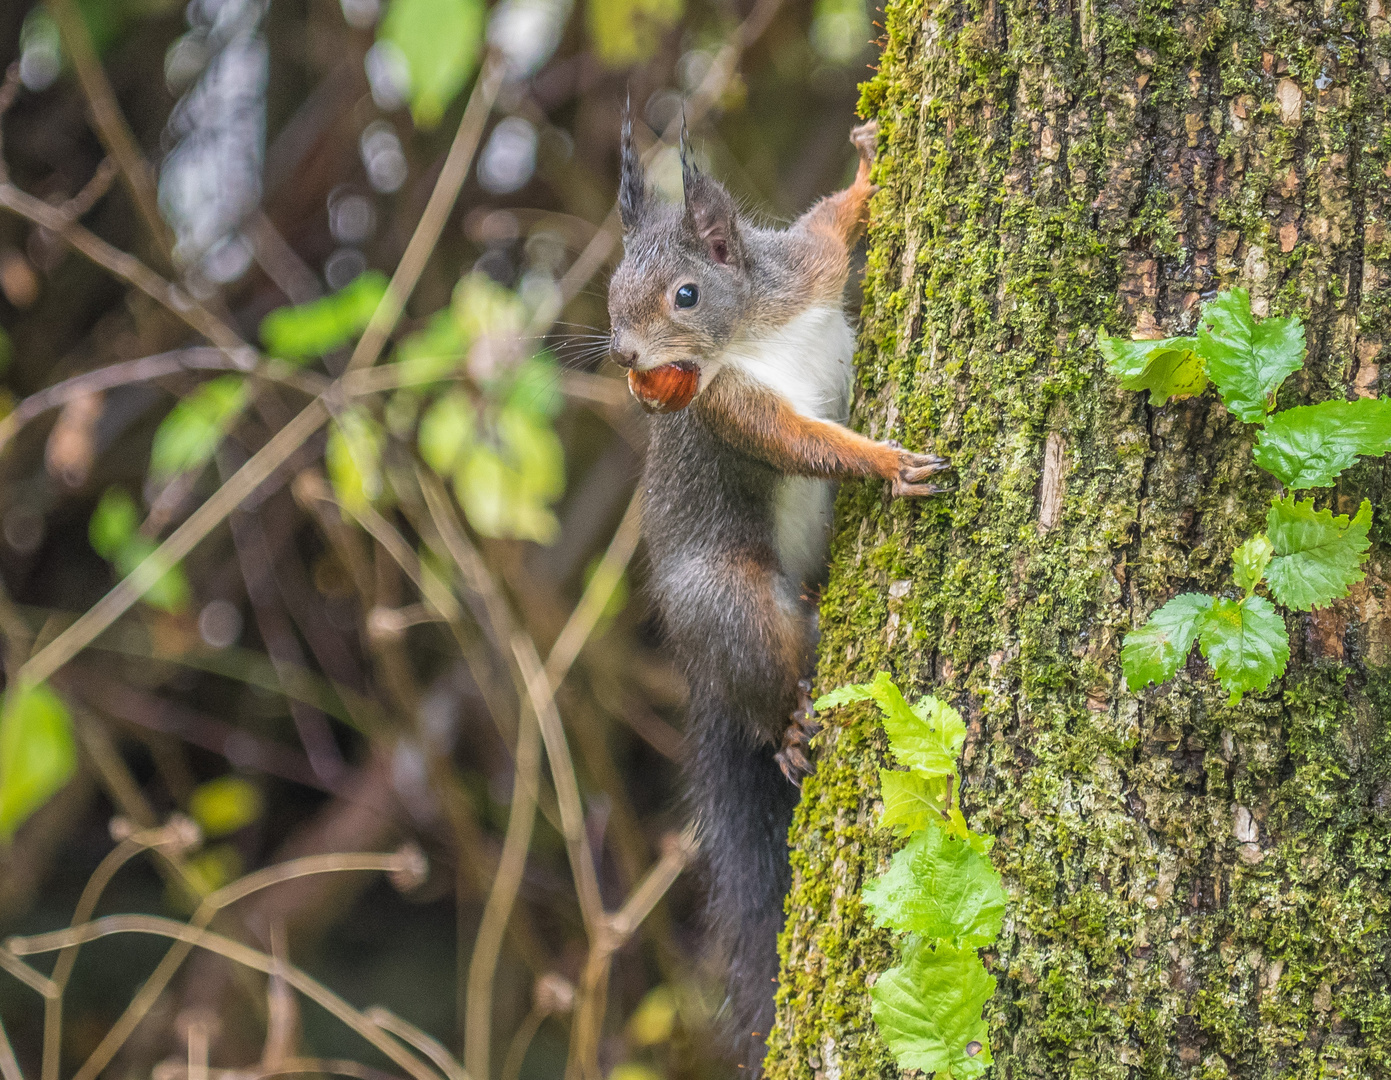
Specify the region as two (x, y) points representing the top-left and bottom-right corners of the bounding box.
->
(115, 536), (191, 614)
(1265, 496), (1373, 611)
(1253, 398), (1391, 489)
(1098, 333), (1206, 405)
(879, 769), (951, 837)
(506, 354), (564, 419)
(150, 375), (249, 482)
(1197, 289), (1304, 423)
(870, 938), (995, 1078)
(586, 0), (684, 67)
(379, 0), (485, 127)
(1121, 592), (1215, 691)
(394, 310), (467, 385)
(418, 390), (476, 475)
(862, 825), (1007, 946)
(1232, 535), (1274, 595)
(813, 680), (878, 711)
(188, 775), (263, 838)
(260, 272), (388, 362)
(90, 487), (139, 560)
(326, 409), (385, 515)
(0, 683), (76, 840)
(815, 674), (965, 778)
(1197, 596), (1290, 701)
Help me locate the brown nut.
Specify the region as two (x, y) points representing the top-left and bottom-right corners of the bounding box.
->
(627, 362), (699, 414)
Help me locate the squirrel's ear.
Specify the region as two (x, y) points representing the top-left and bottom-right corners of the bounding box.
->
(619, 104), (646, 230)
(683, 168), (742, 268)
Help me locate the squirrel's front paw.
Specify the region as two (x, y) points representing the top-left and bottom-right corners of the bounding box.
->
(891, 449), (950, 497)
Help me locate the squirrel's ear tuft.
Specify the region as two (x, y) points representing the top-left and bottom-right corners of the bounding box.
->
(683, 170), (742, 268)
(619, 102), (646, 230)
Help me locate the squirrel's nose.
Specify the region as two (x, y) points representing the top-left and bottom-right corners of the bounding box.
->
(611, 347), (639, 369)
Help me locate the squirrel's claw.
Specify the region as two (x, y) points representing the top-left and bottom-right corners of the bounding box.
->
(900, 457), (949, 482)
(892, 479), (954, 498)
(776, 682), (820, 785)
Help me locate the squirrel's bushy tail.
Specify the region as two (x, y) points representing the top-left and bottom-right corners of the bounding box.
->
(686, 695), (801, 1069)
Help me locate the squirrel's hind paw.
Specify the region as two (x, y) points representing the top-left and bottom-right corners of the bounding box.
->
(892, 479), (955, 498)
(775, 680), (820, 786)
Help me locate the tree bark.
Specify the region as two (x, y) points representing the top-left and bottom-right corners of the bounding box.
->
(766, 0), (1391, 1076)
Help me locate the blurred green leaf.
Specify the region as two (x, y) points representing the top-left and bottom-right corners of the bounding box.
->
(586, 0), (683, 67)
(189, 775), (263, 838)
(260, 272), (389, 362)
(626, 985), (677, 1046)
(418, 390), (476, 474)
(0, 683), (77, 840)
(90, 488), (190, 612)
(608, 1067), (662, 1080)
(498, 405), (565, 501)
(380, 0), (485, 127)
(395, 311), (467, 385)
(327, 409), (386, 515)
(811, 0), (872, 64)
(90, 487), (140, 560)
(150, 375), (248, 482)
(506, 354), (564, 418)
(183, 843), (244, 894)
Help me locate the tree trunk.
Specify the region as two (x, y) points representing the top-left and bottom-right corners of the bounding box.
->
(766, 1), (1391, 1076)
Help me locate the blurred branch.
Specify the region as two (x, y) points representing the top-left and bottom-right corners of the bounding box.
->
(14, 48), (506, 690)
(363, 1009), (469, 1080)
(0, 348), (325, 457)
(5, 914), (442, 1080)
(44, 0), (177, 258)
(0, 183), (251, 360)
(0, 1015), (22, 1080)
(345, 56), (502, 374)
(55, 850), (422, 1080)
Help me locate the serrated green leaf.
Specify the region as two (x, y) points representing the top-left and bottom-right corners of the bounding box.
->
(1232, 535), (1274, 595)
(260, 272), (389, 362)
(418, 390), (476, 474)
(879, 769), (951, 837)
(326, 409), (384, 515)
(1253, 398), (1391, 489)
(1121, 592), (1215, 691)
(1197, 596), (1289, 701)
(380, 0), (484, 127)
(0, 683), (76, 840)
(150, 375), (249, 482)
(862, 825), (1006, 946)
(1265, 496), (1372, 611)
(813, 681), (877, 711)
(870, 938), (995, 1077)
(816, 675), (964, 778)
(1098, 333), (1207, 405)
(1197, 289), (1304, 423)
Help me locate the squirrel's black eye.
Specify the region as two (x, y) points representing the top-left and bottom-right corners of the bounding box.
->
(675, 283), (699, 309)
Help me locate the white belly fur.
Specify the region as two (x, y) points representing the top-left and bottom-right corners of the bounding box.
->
(719, 305), (855, 586)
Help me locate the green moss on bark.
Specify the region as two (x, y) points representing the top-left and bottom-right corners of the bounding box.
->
(765, 0), (1391, 1076)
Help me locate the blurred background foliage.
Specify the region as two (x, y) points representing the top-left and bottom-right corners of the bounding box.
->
(0, 0), (878, 1075)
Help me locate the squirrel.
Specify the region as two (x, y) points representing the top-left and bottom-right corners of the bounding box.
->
(606, 115), (948, 1068)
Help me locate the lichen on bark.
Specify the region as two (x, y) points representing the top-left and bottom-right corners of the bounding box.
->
(765, 0), (1391, 1076)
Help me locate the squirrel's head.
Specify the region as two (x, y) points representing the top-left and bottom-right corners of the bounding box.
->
(606, 112), (750, 412)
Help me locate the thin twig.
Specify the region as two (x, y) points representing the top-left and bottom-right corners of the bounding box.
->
(363, 1009), (470, 1080)
(0, 1014), (23, 1080)
(511, 636), (603, 932)
(0, 183), (250, 360)
(12, 48), (506, 688)
(60, 156), (119, 220)
(62, 852), (415, 1080)
(5, 917), (443, 1080)
(345, 56), (503, 374)
(0, 348), (325, 456)
(45, 0), (176, 256)
(498, 1007), (545, 1080)
(609, 825), (698, 942)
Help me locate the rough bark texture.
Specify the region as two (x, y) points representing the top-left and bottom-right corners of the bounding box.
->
(765, 0), (1391, 1076)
